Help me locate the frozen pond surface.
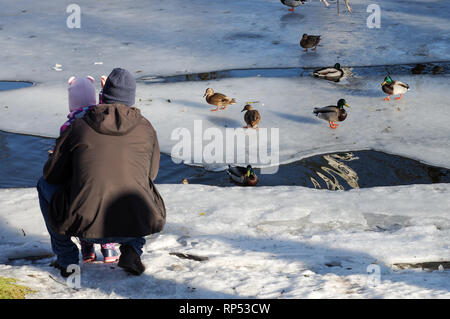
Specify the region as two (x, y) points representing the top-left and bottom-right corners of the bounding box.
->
(0, 77), (449, 190)
(1, 130), (448, 190)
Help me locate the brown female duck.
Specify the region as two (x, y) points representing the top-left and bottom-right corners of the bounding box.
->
(241, 104), (261, 129)
(203, 88), (236, 111)
(300, 33), (321, 52)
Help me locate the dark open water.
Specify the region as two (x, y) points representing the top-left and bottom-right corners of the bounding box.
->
(0, 129), (448, 190)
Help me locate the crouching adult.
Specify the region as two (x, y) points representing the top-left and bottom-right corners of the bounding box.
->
(37, 68), (166, 277)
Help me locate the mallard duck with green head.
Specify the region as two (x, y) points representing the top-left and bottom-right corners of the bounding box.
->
(313, 63), (344, 82)
(227, 165), (258, 186)
(313, 99), (350, 129)
(381, 75), (409, 101)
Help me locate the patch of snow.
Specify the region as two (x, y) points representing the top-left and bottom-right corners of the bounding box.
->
(0, 184), (449, 298)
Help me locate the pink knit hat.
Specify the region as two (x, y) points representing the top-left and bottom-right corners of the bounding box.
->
(68, 76), (97, 112)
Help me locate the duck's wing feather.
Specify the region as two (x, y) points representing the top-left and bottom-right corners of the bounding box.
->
(394, 81), (409, 89)
(214, 93), (235, 103)
(308, 35), (321, 45)
(227, 165), (246, 177)
(392, 81), (409, 94)
(313, 106), (338, 114)
(313, 68), (343, 81)
(313, 106), (338, 121)
(313, 67), (338, 75)
(227, 165), (246, 184)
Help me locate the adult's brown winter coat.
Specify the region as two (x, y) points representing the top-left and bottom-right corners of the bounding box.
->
(43, 103), (166, 238)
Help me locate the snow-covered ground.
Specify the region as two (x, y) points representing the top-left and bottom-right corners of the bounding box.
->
(1, 184), (449, 298)
(0, 0), (449, 299)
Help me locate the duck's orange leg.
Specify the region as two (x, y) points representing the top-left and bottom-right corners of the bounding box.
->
(210, 106), (219, 112)
(220, 106), (227, 110)
(289, 7), (295, 12)
(383, 95), (391, 101)
(395, 94), (403, 100)
(329, 121), (338, 129)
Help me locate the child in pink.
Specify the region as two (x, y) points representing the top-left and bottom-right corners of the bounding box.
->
(65, 76), (119, 263)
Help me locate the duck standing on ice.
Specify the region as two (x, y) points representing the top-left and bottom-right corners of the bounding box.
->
(241, 104), (261, 129)
(313, 98), (350, 129)
(203, 88), (236, 111)
(280, 0), (306, 12)
(300, 33), (321, 52)
(381, 75), (409, 101)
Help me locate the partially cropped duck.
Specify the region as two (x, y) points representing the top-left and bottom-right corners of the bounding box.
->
(313, 63), (344, 82)
(280, 0), (306, 12)
(381, 75), (409, 101)
(241, 104), (261, 129)
(227, 165), (258, 186)
(313, 99), (349, 129)
(203, 88), (236, 111)
(300, 33), (321, 52)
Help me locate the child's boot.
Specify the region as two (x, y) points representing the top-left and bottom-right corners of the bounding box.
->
(80, 240), (96, 263)
(101, 243), (119, 263)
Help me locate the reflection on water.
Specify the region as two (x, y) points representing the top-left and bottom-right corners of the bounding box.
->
(310, 153), (359, 190)
(0, 130), (449, 190)
(155, 150), (450, 190)
(300, 151), (450, 190)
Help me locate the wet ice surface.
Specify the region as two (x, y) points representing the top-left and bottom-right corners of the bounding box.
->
(0, 81), (32, 92)
(1, 0), (450, 82)
(138, 61), (449, 84)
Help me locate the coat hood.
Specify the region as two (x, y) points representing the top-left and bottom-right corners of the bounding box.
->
(84, 103), (142, 136)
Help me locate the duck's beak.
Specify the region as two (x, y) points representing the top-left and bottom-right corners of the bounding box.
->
(344, 103), (350, 108)
(381, 81), (386, 86)
(203, 92), (207, 97)
(241, 108), (245, 112)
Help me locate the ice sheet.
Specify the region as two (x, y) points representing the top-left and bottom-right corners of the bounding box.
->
(0, 0), (449, 83)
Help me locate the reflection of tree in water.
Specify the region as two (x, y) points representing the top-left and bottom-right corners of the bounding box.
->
(310, 152), (359, 190)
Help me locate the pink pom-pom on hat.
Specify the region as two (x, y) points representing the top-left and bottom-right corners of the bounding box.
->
(68, 76), (97, 112)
